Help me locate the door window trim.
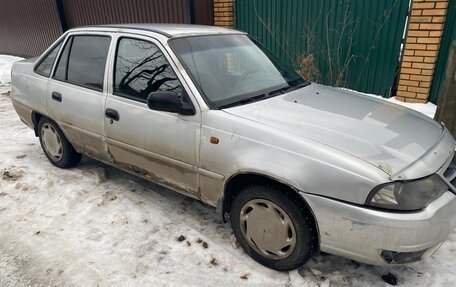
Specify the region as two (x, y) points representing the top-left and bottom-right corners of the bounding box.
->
(112, 36), (189, 104)
(107, 33), (200, 115)
(51, 32), (113, 92)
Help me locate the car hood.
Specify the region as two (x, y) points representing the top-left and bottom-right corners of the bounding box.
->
(223, 83), (446, 177)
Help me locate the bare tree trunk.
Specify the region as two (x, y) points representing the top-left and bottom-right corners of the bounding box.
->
(435, 41), (456, 137)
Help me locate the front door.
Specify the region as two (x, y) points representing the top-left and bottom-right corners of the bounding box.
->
(105, 35), (201, 196)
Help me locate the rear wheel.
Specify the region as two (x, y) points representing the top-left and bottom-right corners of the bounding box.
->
(38, 117), (81, 168)
(230, 184), (317, 271)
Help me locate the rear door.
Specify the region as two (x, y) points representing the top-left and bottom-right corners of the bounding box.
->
(47, 33), (112, 161)
(104, 34), (201, 196)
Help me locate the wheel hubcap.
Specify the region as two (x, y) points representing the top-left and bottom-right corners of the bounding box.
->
(240, 199), (296, 260)
(41, 123), (63, 161)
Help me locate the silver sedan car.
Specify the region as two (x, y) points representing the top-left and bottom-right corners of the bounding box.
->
(10, 24), (456, 271)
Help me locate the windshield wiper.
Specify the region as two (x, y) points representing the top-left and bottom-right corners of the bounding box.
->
(219, 82), (310, 109)
(219, 94), (266, 109)
(286, 81), (311, 92)
(267, 85), (290, 96)
(268, 82), (311, 96)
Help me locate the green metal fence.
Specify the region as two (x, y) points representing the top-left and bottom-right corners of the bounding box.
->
(235, 0), (410, 98)
(429, 0), (456, 104)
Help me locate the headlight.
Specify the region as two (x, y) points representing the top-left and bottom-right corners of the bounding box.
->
(365, 174), (448, 211)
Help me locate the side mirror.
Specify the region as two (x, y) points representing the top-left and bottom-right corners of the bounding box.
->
(146, 91), (194, 115)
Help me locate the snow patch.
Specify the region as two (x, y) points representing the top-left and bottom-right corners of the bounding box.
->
(339, 87), (437, 119)
(0, 55), (24, 93)
(387, 96), (437, 119)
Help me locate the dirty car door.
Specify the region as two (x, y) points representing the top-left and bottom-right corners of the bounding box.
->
(105, 35), (200, 196)
(47, 33), (112, 161)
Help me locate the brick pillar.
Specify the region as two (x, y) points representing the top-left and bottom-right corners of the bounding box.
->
(397, 0), (449, 103)
(213, 0), (234, 28)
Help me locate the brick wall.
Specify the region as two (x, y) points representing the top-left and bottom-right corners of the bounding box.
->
(213, 0), (234, 28)
(397, 0), (449, 103)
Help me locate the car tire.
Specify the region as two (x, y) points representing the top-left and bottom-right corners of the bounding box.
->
(230, 184), (317, 271)
(38, 117), (82, 168)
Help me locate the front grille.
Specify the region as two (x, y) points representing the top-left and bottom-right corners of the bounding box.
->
(443, 154), (456, 177)
(443, 153), (456, 186)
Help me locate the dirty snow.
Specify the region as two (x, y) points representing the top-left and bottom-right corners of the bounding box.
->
(1, 55), (455, 286)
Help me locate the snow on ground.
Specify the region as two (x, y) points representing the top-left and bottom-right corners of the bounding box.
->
(0, 55), (23, 94)
(1, 56), (455, 286)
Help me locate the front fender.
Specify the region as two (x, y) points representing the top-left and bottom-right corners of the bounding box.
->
(199, 110), (389, 206)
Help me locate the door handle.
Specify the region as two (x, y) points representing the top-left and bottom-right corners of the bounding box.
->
(105, 108), (119, 121)
(51, 91), (62, 102)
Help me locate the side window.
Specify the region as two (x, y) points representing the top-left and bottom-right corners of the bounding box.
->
(54, 37), (72, 81)
(53, 35), (111, 91)
(35, 40), (63, 77)
(114, 37), (183, 101)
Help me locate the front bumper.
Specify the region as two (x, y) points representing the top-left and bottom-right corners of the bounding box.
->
(301, 191), (456, 266)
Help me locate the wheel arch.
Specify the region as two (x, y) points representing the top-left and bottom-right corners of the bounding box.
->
(222, 172), (320, 247)
(31, 112), (77, 152)
(31, 110), (44, 137)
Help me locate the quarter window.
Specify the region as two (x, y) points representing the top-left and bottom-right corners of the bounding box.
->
(114, 37), (183, 101)
(53, 37), (72, 81)
(53, 35), (111, 91)
(35, 40), (63, 77)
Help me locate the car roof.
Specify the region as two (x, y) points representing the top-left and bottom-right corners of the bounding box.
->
(71, 24), (245, 38)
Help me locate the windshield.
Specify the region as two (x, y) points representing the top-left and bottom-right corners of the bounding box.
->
(169, 34), (308, 109)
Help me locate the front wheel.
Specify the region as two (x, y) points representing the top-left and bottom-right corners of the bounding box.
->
(230, 184), (317, 271)
(38, 117), (82, 168)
